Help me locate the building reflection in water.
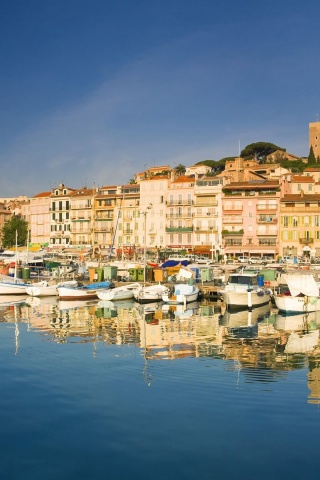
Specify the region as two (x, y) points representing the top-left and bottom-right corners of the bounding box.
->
(1, 296), (320, 404)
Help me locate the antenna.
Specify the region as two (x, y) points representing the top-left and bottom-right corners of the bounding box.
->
(239, 140), (241, 156)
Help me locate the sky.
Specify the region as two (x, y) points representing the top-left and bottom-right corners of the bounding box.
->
(1, 0), (320, 197)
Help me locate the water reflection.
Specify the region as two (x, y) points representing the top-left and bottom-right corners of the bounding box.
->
(1, 295), (320, 404)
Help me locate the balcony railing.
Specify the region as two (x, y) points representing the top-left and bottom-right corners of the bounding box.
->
(165, 227), (193, 233)
(222, 229), (244, 236)
(257, 218), (278, 223)
(299, 238), (313, 244)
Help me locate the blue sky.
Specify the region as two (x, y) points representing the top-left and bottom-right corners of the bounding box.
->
(1, 0), (319, 197)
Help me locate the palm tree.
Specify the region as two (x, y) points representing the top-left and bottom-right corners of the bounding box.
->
(174, 164), (186, 176)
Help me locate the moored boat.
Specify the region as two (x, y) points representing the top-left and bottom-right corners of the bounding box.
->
(0, 275), (29, 295)
(162, 283), (199, 305)
(26, 280), (78, 297)
(57, 281), (111, 300)
(97, 282), (140, 301)
(218, 273), (271, 310)
(274, 274), (320, 314)
(133, 283), (170, 303)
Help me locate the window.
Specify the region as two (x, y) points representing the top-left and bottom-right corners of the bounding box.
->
(283, 216), (288, 227)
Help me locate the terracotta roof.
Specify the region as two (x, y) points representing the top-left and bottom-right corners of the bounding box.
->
(304, 167), (320, 172)
(291, 175), (314, 182)
(70, 188), (94, 197)
(281, 193), (320, 202)
(223, 180), (279, 190)
(33, 191), (51, 198)
(172, 175), (195, 184)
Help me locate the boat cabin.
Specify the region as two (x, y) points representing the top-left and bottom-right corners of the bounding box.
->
(227, 274), (259, 287)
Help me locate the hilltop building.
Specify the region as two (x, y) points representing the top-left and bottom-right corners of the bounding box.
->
(309, 121), (320, 160)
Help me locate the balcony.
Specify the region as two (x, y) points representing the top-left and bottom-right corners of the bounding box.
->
(256, 205), (278, 211)
(166, 201), (193, 206)
(94, 227), (113, 233)
(222, 229), (244, 236)
(194, 227), (218, 233)
(71, 228), (92, 234)
(222, 207), (243, 213)
(257, 218), (278, 224)
(299, 238), (313, 244)
(193, 201), (218, 207)
(95, 216), (113, 221)
(165, 227), (193, 233)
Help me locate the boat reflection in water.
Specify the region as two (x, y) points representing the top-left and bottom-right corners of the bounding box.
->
(1, 296), (320, 404)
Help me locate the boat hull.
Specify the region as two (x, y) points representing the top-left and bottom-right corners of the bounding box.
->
(162, 284), (199, 305)
(274, 294), (320, 314)
(0, 283), (28, 295)
(97, 283), (140, 301)
(220, 289), (271, 310)
(57, 281), (111, 300)
(162, 292), (199, 304)
(134, 284), (169, 303)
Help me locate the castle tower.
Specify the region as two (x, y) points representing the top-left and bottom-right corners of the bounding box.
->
(309, 121), (320, 159)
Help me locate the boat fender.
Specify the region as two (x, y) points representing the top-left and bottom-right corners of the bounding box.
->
(257, 290), (264, 297)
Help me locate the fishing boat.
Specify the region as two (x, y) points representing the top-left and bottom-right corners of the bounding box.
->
(96, 282), (140, 301)
(57, 281), (111, 300)
(274, 274), (320, 314)
(25, 280), (78, 297)
(218, 273), (271, 310)
(161, 283), (199, 305)
(133, 283), (170, 303)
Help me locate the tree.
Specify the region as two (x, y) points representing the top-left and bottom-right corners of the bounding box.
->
(308, 146), (317, 165)
(1, 215), (28, 248)
(279, 158), (306, 173)
(240, 142), (285, 162)
(196, 158), (230, 173)
(173, 164), (186, 176)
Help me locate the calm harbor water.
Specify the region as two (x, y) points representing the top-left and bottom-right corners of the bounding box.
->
(1, 296), (320, 480)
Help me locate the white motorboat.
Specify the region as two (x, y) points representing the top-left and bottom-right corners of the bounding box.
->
(25, 280), (78, 297)
(218, 273), (271, 310)
(133, 283), (170, 303)
(0, 275), (29, 295)
(162, 283), (199, 305)
(57, 281), (111, 300)
(97, 282), (140, 301)
(274, 274), (320, 314)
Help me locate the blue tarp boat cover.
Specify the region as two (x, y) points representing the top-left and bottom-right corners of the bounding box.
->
(161, 260), (190, 268)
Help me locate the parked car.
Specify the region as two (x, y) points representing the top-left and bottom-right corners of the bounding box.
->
(238, 256), (249, 263)
(261, 256), (277, 264)
(248, 257), (262, 264)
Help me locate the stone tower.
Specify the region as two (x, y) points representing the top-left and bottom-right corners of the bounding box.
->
(309, 121), (320, 159)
